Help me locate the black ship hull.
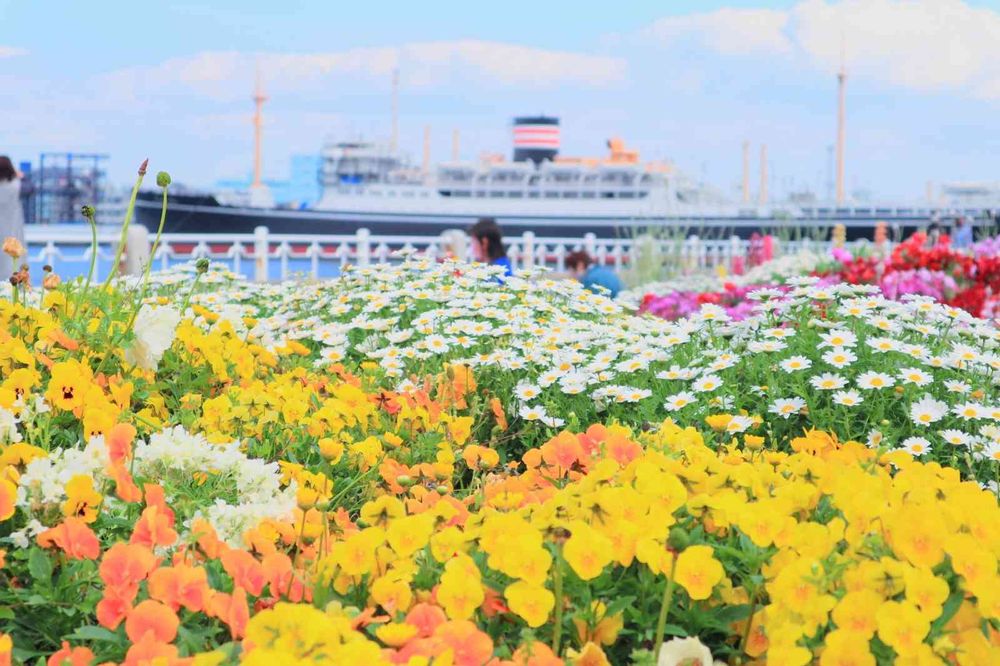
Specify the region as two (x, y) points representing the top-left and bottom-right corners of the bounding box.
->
(134, 192), (951, 241)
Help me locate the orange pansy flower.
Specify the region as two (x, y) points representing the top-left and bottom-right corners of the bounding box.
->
(130, 506), (177, 549)
(219, 549), (266, 596)
(46, 641), (94, 666)
(96, 587), (132, 631)
(109, 463), (143, 503)
(433, 620), (494, 666)
(124, 600), (179, 644)
(147, 564), (210, 613)
(206, 587), (249, 640)
(406, 603), (447, 638)
(37, 518), (100, 560)
(100, 543), (158, 591)
(106, 422), (137, 464)
(122, 633), (179, 666)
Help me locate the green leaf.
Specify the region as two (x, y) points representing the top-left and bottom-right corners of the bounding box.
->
(712, 603), (753, 624)
(662, 623), (688, 637)
(27, 548), (53, 583)
(68, 625), (120, 642)
(931, 590), (965, 633)
(0, 607), (13, 620)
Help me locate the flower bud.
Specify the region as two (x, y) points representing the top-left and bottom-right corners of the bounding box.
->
(318, 437), (344, 463)
(80, 205), (96, 219)
(296, 487), (319, 511)
(396, 474), (414, 488)
(195, 258), (210, 274)
(667, 527), (690, 551)
(138, 159), (149, 176)
(435, 484), (449, 495)
(156, 171), (171, 187)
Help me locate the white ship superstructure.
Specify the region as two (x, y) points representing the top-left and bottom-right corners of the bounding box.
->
(314, 117), (739, 226)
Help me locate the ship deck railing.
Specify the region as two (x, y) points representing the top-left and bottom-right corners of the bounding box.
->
(23, 224), (894, 284)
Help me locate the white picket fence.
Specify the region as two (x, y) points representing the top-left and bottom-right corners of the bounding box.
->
(22, 225), (865, 282)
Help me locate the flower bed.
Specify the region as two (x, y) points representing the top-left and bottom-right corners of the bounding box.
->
(1, 249), (998, 665)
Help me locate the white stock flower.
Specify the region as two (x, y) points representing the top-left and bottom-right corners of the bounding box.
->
(657, 636), (714, 666)
(125, 304), (181, 371)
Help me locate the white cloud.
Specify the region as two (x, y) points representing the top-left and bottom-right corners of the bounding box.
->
(97, 40), (626, 103)
(0, 46), (28, 58)
(642, 9), (792, 56)
(641, 0), (1000, 99)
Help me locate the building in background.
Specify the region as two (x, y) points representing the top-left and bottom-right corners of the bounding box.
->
(22, 153), (110, 225)
(214, 154), (321, 208)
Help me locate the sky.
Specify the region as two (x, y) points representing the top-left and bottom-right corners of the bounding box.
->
(3, 0), (1000, 201)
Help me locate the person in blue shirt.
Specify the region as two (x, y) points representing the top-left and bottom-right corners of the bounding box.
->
(952, 217), (974, 250)
(469, 218), (513, 277)
(565, 250), (621, 298)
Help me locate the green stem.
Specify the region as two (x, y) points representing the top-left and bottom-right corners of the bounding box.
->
(125, 185), (169, 331)
(653, 557), (678, 663)
(74, 210), (100, 316)
(551, 542), (565, 655)
(104, 160), (147, 290)
(178, 271), (204, 316)
(738, 589), (759, 661)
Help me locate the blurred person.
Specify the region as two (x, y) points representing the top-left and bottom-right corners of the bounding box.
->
(468, 218), (512, 277)
(926, 221), (941, 247)
(953, 217), (973, 249)
(0, 156), (25, 247)
(565, 250), (621, 298)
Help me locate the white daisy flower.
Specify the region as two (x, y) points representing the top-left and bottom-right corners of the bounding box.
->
(780, 356), (812, 373)
(822, 349), (857, 369)
(867, 337), (900, 353)
(811, 373), (847, 391)
(857, 371), (894, 390)
(909, 395), (948, 426)
(514, 383), (543, 402)
(819, 330), (857, 349)
(769, 398), (806, 419)
(833, 390), (863, 407)
(953, 402), (986, 420)
(664, 392), (697, 412)
(725, 415), (756, 433)
(747, 340), (788, 353)
(975, 440), (1000, 463)
(541, 415), (566, 428)
(867, 429), (884, 449)
(692, 374), (723, 393)
(518, 404), (548, 422)
(939, 429), (971, 447)
(765, 327), (795, 339)
(944, 380), (971, 394)
(901, 436), (932, 456)
(898, 368), (933, 386)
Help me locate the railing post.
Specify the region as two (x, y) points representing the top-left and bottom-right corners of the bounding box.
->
(356, 228), (371, 267)
(254, 226), (269, 283)
(584, 232), (597, 259)
(124, 224), (150, 276)
(522, 231), (535, 269)
(279, 242), (290, 281)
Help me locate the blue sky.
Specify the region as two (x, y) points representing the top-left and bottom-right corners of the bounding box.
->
(3, 0), (1000, 201)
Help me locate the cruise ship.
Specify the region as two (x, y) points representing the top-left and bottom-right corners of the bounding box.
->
(134, 116), (994, 240)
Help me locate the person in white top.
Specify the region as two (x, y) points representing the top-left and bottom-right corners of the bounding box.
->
(0, 156), (25, 246)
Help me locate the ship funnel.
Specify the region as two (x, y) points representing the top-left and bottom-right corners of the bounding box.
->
(513, 116), (559, 164)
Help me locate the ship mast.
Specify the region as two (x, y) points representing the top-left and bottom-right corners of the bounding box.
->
(390, 68), (400, 153)
(835, 41), (847, 204)
(252, 66), (267, 189)
(759, 144), (768, 206)
(742, 140), (750, 204)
